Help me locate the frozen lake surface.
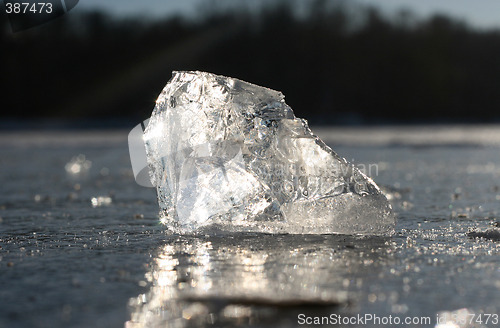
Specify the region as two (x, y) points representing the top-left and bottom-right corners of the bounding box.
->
(1, 126), (500, 328)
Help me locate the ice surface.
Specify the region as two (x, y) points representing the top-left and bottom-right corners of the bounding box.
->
(144, 71), (394, 235)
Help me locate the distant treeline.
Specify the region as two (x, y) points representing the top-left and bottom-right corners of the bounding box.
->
(2, 1), (500, 125)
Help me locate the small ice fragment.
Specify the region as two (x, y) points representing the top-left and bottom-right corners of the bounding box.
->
(143, 71), (395, 235)
(91, 196), (112, 207)
(65, 154), (92, 175)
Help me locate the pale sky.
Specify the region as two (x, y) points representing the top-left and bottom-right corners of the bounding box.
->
(75, 0), (500, 30)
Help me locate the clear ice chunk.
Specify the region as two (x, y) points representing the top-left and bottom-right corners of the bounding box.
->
(144, 71), (395, 235)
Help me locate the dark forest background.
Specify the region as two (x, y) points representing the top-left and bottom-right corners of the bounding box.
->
(1, 0), (500, 127)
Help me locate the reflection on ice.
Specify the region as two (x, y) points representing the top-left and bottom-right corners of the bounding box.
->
(90, 196), (112, 207)
(125, 234), (391, 328)
(65, 154), (92, 175)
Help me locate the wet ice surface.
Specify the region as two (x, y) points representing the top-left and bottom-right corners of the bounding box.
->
(1, 130), (500, 328)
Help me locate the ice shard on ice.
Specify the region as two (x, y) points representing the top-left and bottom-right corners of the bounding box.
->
(143, 71), (395, 235)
